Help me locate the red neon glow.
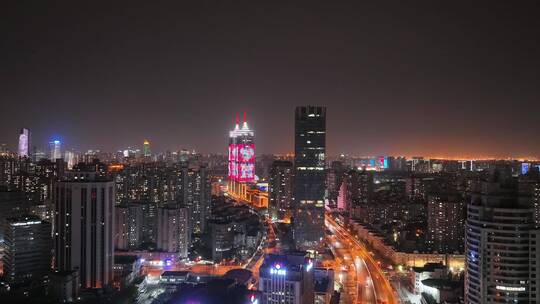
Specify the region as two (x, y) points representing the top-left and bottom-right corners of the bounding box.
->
(238, 144), (255, 162)
(228, 114), (255, 183)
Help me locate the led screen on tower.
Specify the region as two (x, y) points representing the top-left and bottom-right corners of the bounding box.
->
(236, 143), (255, 182)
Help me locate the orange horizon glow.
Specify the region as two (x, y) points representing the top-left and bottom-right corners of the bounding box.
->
(333, 154), (540, 162)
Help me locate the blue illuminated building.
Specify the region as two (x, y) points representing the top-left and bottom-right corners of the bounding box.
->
(258, 252), (314, 304)
(49, 139), (62, 160)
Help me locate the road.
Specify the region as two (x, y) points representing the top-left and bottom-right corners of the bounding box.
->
(327, 229), (376, 304)
(326, 214), (397, 304)
(246, 217), (279, 280)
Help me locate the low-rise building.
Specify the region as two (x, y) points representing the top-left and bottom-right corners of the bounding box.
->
(420, 278), (463, 304)
(223, 269), (256, 288)
(410, 262), (447, 295)
(160, 271), (190, 284)
(49, 270), (79, 303)
(113, 255), (141, 289)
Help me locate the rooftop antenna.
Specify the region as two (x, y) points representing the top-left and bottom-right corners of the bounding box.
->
(242, 111), (248, 129)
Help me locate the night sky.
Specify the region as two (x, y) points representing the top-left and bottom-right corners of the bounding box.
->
(2, 2), (539, 157)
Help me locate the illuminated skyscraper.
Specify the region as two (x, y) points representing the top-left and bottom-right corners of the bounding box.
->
(143, 139), (151, 157)
(18, 128), (30, 157)
(54, 171), (114, 289)
(227, 112), (255, 198)
(228, 112), (255, 182)
(50, 139), (62, 160)
(293, 106), (326, 248)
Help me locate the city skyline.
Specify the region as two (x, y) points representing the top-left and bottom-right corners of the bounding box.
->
(2, 2), (540, 157)
(3, 2), (540, 304)
(3, 128), (540, 160)
(5, 125), (540, 161)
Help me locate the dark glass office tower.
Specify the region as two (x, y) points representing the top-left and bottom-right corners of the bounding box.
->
(293, 106), (326, 248)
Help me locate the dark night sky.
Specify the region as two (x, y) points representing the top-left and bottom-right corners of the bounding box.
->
(1, 1), (539, 157)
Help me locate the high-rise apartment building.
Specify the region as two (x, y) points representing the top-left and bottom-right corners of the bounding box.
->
(208, 219), (235, 261)
(326, 161), (345, 208)
(54, 171), (114, 289)
(115, 203), (143, 250)
(259, 252), (315, 304)
(342, 169), (373, 220)
(2, 215), (51, 283)
(156, 204), (189, 258)
(426, 191), (465, 253)
(292, 106), (326, 248)
(193, 164), (211, 233)
(114, 161), (211, 238)
(465, 171), (540, 303)
(177, 205), (189, 258)
(269, 160), (293, 221)
(180, 164), (211, 234)
(18, 128), (30, 157)
(519, 169), (540, 227)
(138, 201), (157, 243)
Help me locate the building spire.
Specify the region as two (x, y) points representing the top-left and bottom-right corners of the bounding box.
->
(235, 113), (239, 130)
(242, 111), (248, 129)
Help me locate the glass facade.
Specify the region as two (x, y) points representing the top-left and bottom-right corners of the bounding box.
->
(293, 106), (326, 248)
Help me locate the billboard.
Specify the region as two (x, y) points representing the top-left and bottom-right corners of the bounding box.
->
(228, 143), (255, 182)
(238, 163), (255, 182)
(238, 144), (255, 162)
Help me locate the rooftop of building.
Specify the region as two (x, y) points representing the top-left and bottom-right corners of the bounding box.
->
(313, 268), (334, 293)
(5, 214), (43, 224)
(271, 160), (293, 166)
(260, 251), (310, 272)
(223, 269), (253, 285)
(314, 277), (331, 293)
(114, 255), (139, 264)
(167, 278), (257, 304)
(421, 278), (462, 290)
(50, 269), (78, 277)
(412, 262), (446, 273)
(61, 170), (113, 182)
(161, 271), (190, 277)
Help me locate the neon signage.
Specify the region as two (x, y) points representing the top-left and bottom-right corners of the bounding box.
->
(270, 263), (286, 276)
